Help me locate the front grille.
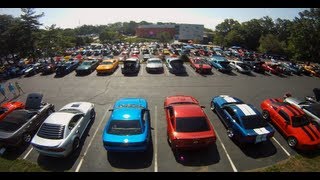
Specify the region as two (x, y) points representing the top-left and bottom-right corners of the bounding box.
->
(37, 123), (65, 139)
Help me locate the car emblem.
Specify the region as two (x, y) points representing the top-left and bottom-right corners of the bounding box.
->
(193, 140), (198, 144)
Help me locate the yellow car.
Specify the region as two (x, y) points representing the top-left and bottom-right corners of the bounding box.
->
(96, 59), (119, 74)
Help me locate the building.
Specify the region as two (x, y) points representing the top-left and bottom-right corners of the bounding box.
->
(135, 24), (204, 41)
(135, 24), (176, 39)
(177, 24), (204, 42)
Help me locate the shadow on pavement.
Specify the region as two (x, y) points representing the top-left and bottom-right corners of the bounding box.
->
(233, 139), (277, 159)
(1, 144), (31, 160)
(107, 138), (154, 169)
(172, 143), (220, 166)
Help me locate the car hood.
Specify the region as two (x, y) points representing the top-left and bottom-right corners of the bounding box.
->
(31, 135), (64, 147)
(146, 63), (163, 68)
(77, 65), (90, 70)
(0, 131), (14, 139)
(97, 65), (113, 70)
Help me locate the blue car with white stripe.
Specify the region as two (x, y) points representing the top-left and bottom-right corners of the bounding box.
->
(211, 95), (275, 144)
(102, 98), (150, 152)
(207, 55), (232, 73)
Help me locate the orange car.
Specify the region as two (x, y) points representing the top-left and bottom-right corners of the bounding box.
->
(0, 101), (25, 121)
(96, 59), (119, 74)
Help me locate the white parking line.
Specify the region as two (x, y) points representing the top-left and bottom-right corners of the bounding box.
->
(185, 65), (197, 76)
(154, 106), (158, 172)
(23, 147), (33, 159)
(216, 132), (238, 172)
(164, 65), (170, 76)
(75, 105), (112, 172)
(139, 65), (144, 76)
(272, 137), (291, 157)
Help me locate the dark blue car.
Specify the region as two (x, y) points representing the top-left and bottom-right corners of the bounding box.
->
(102, 98), (150, 152)
(211, 95), (274, 144)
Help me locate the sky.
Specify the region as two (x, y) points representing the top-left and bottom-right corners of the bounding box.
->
(0, 8), (308, 30)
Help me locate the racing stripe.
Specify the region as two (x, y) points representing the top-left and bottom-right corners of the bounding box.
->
(287, 105), (301, 116)
(306, 125), (319, 139)
(301, 126), (315, 141)
(237, 104), (256, 116)
(290, 105), (303, 116)
(269, 99), (276, 103)
(224, 97), (236, 103)
(285, 105), (298, 116)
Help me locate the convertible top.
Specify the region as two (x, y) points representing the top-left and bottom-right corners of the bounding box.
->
(2, 109), (35, 125)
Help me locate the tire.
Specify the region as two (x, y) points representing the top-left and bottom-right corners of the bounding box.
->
(90, 109), (96, 121)
(287, 136), (297, 148)
(227, 129), (234, 138)
(262, 110), (270, 121)
(210, 101), (215, 111)
(72, 138), (80, 151)
(22, 133), (32, 143)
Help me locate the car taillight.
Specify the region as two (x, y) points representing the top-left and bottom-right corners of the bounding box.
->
(267, 132), (274, 138)
(244, 136), (255, 141)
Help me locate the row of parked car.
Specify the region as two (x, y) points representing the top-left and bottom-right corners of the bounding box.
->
(0, 88), (319, 158)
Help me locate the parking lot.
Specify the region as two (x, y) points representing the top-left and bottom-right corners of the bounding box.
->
(1, 63), (319, 172)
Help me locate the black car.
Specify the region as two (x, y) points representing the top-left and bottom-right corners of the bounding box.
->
(0, 93), (55, 147)
(42, 62), (56, 75)
(245, 61), (265, 74)
(55, 60), (80, 76)
(121, 58), (140, 75)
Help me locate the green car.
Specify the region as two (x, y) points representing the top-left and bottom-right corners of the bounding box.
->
(75, 60), (99, 75)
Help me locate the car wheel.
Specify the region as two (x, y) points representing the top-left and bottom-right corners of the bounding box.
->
(227, 129), (234, 138)
(262, 110), (270, 121)
(90, 109), (96, 121)
(23, 133), (32, 143)
(210, 101), (215, 111)
(73, 138), (80, 151)
(287, 137), (297, 148)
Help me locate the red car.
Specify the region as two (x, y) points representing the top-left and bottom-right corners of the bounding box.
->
(0, 101), (25, 121)
(261, 62), (281, 75)
(164, 95), (216, 150)
(261, 98), (320, 150)
(189, 57), (212, 74)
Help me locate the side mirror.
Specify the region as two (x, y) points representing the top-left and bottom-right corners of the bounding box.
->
(164, 106), (171, 109)
(305, 96), (316, 103)
(145, 109), (150, 111)
(108, 109), (114, 111)
(200, 105), (206, 108)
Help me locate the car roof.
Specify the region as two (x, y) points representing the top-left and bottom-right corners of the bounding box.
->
(173, 105), (204, 118)
(111, 108), (142, 121)
(229, 104), (259, 117)
(166, 95), (198, 106)
(44, 112), (75, 126)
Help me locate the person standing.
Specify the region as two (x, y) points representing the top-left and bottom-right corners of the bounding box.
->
(15, 81), (24, 95)
(8, 82), (17, 97)
(0, 83), (7, 100)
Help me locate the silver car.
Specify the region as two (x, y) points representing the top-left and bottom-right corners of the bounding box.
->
(146, 58), (163, 73)
(284, 97), (320, 125)
(229, 60), (251, 74)
(31, 102), (95, 157)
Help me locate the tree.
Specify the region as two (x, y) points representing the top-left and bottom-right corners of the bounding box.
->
(19, 8), (44, 58)
(258, 34), (285, 54)
(287, 8), (320, 62)
(156, 32), (172, 43)
(99, 29), (120, 44)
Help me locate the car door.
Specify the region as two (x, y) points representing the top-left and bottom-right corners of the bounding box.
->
(275, 109), (291, 136)
(166, 106), (175, 140)
(71, 114), (85, 138)
(221, 107), (234, 128)
(141, 109), (150, 141)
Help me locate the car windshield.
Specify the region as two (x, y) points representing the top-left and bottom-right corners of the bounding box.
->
(59, 109), (82, 114)
(101, 61), (113, 65)
(81, 61), (92, 66)
(107, 120), (142, 135)
(176, 117), (210, 132)
(219, 61), (230, 68)
(0, 121), (22, 132)
(292, 115), (310, 127)
(304, 104), (320, 117)
(212, 55), (226, 61)
(0, 107), (8, 115)
(241, 115), (268, 129)
(148, 60), (162, 64)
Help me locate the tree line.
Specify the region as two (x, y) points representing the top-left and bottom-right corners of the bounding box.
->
(0, 8), (319, 64)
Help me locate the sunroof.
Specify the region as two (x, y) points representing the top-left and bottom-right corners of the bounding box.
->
(71, 104), (80, 107)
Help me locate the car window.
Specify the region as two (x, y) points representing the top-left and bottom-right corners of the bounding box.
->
(278, 110), (290, 123)
(68, 114), (83, 130)
(175, 117), (210, 132)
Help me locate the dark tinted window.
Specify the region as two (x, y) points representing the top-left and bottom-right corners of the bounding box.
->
(0, 121), (22, 132)
(0, 107), (8, 115)
(241, 115), (268, 129)
(304, 105), (320, 117)
(278, 110), (290, 122)
(107, 120), (142, 135)
(292, 115), (310, 127)
(176, 117), (210, 132)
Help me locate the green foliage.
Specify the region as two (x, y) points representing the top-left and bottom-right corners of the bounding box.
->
(258, 34), (285, 54)
(156, 31), (172, 43)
